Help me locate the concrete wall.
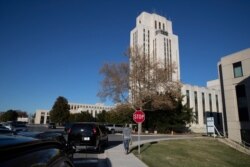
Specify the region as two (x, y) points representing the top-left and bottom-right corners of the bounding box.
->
(219, 48), (250, 143)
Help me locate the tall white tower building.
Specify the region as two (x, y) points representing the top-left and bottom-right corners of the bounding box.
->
(129, 12), (223, 134)
(130, 12), (180, 81)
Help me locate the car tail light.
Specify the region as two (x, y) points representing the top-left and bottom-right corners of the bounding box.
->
(67, 128), (71, 134)
(93, 128), (97, 134)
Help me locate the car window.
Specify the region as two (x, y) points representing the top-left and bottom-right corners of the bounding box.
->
(71, 124), (93, 133)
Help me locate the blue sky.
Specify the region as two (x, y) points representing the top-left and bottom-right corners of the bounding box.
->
(1, 0), (250, 114)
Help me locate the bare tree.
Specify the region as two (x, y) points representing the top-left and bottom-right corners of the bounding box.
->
(98, 63), (129, 103)
(128, 46), (181, 110)
(98, 46), (182, 111)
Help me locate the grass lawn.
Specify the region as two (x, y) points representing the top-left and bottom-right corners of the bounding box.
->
(132, 138), (250, 167)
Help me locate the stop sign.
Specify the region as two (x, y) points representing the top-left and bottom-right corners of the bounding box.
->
(133, 110), (145, 123)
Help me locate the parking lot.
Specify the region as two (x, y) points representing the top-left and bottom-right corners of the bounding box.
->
(26, 124), (121, 167)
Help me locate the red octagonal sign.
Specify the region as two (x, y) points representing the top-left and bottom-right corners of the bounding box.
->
(133, 110), (145, 123)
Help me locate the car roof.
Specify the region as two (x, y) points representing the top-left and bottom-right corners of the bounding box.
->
(0, 135), (67, 163)
(0, 135), (37, 147)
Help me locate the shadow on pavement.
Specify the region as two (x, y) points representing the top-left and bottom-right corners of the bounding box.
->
(130, 141), (158, 154)
(107, 140), (123, 149)
(72, 140), (122, 154)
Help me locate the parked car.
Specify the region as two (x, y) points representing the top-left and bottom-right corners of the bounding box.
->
(17, 131), (74, 158)
(0, 135), (75, 167)
(67, 122), (108, 152)
(2, 122), (28, 132)
(12, 124), (28, 132)
(2, 122), (12, 130)
(0, 124), (8, 130)
(48, 122), (56, 129)
(105, 124), (124, 134)
(0, 129), (16, 135)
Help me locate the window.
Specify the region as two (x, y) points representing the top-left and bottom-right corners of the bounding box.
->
(143, 29), (145, 55)
(216, 95), (220, 125)
(159, 22), (161, 29)
(209, 93), (212, 116)
(202, 92), (206, 124)
(186, 90), (190, 108)
(233, 62), (243, 78)
(194, 91), (198, 124)
(155, 21), (157, 29)
(236, 84), (249, 121)
(40, 116), (44, 124)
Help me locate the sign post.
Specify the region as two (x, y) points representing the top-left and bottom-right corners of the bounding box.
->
(207, 117), (215, 137)
(133, 110), (145, 154)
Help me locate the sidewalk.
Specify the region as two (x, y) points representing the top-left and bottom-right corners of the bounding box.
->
(105, 143), (148, 167)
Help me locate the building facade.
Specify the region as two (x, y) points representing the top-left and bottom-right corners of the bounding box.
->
(69, 103), (113, 118)
(218, 48), (250, 143)
(130, 11), (180, 81)
(182, 82), (223, 133)
(34, 103), (113, 124)
(34, 109), (50, 124)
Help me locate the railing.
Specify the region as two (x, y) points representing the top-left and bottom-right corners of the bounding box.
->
(213, 125), (224, 138)
(242, 140), (250, 149)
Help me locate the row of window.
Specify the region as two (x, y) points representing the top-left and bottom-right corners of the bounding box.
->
(138, 19), (166, 31)
(186, 90), (220, 124)
(70, 105), (112, 110)
(163, 38), (172, 81)
(155, 20), (165, 31)
(41, 112), (49, 116)
(143, 29), (150, 56)
(232, 61), (249, 121)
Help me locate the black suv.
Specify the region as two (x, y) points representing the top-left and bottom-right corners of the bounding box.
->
(67, 122), (108, 152)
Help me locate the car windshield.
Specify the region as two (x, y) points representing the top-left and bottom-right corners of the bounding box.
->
(71, 124), (95, 134)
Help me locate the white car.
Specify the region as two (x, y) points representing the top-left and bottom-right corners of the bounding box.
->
(105, 124), (124, 134)
(2, 122), (12, 130)
(2, 122), (28, 132)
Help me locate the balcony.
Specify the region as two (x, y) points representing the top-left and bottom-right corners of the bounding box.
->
(155, 30), (168, 36)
